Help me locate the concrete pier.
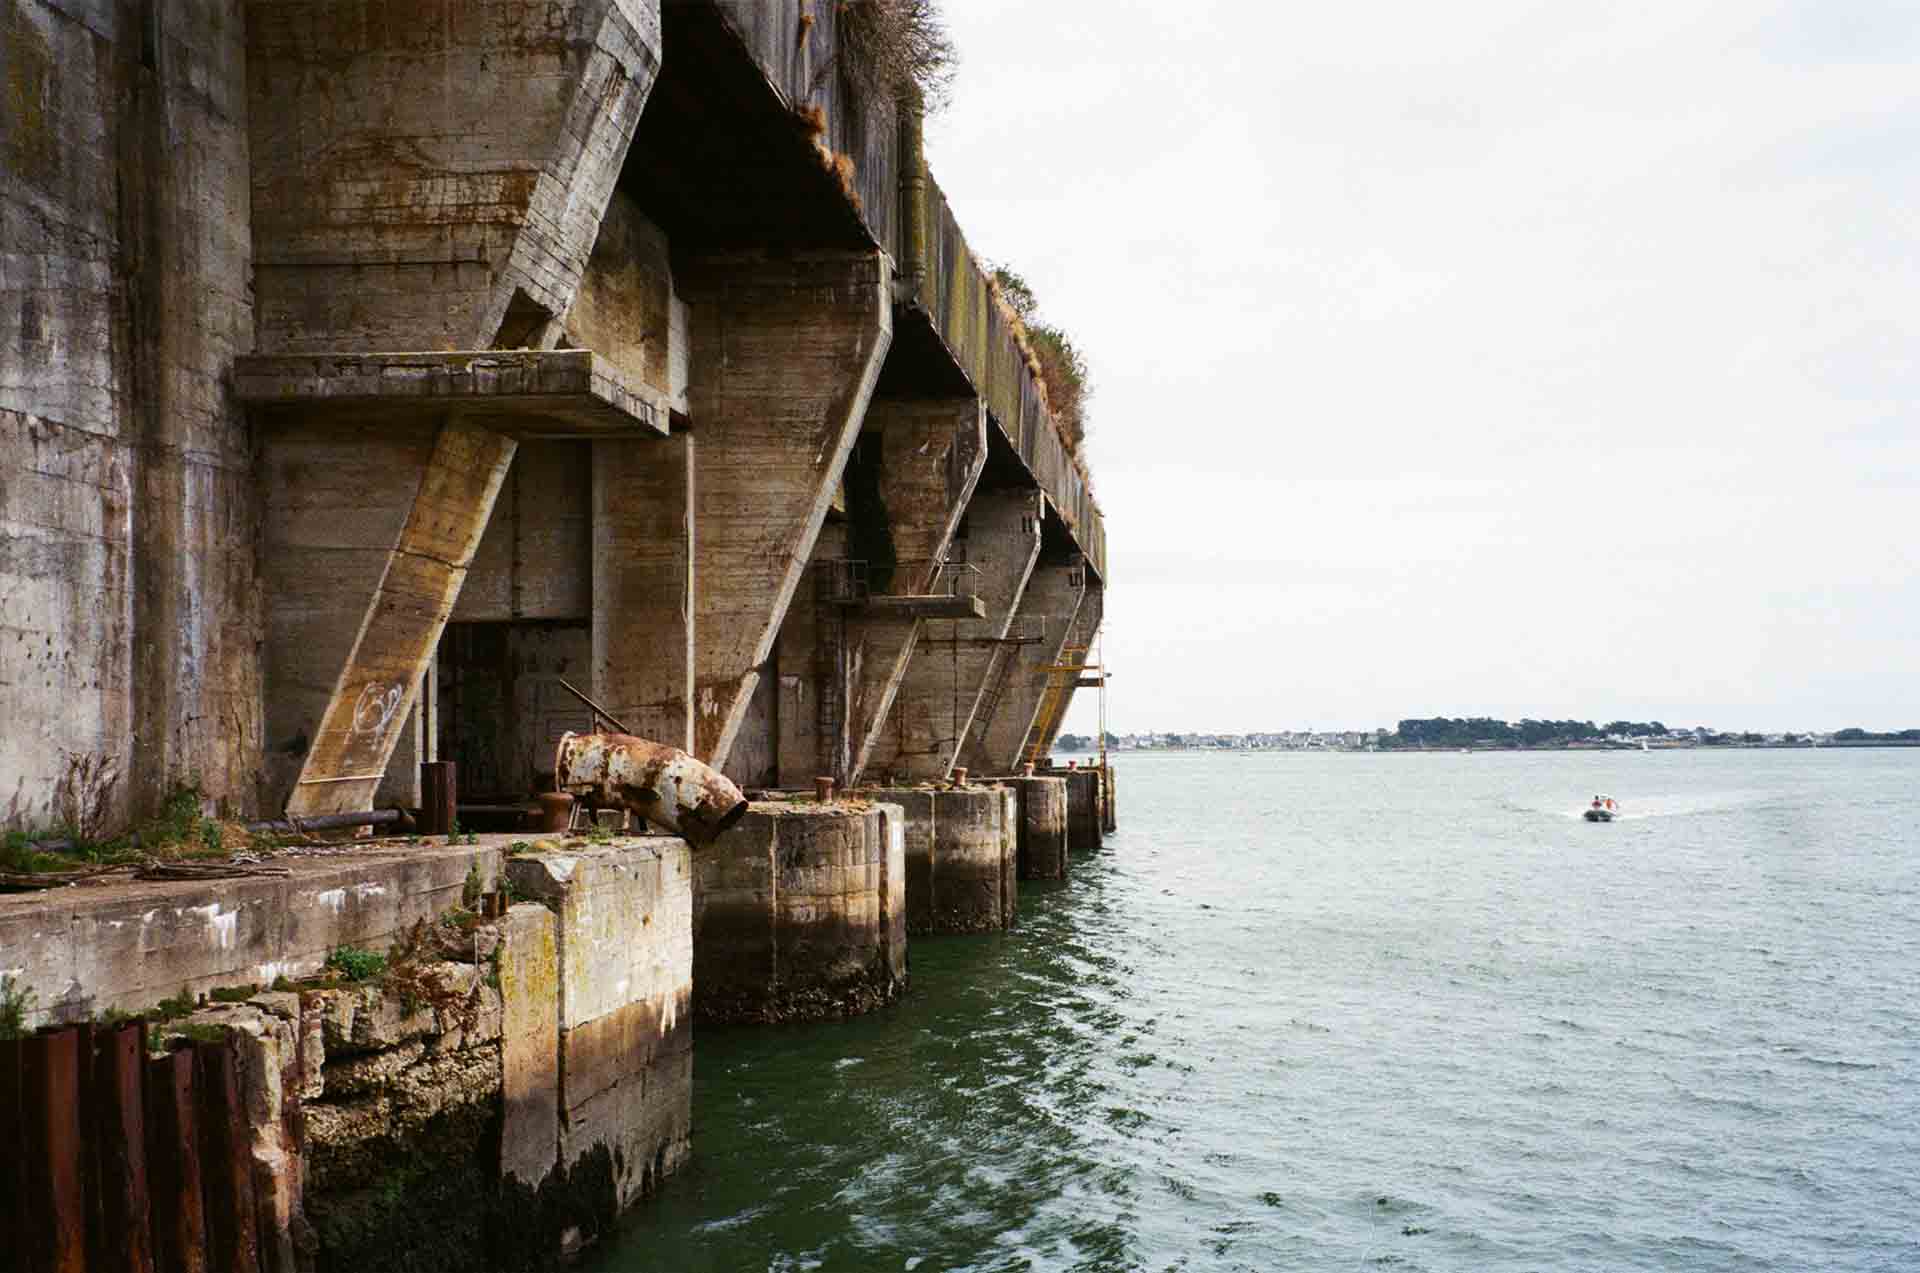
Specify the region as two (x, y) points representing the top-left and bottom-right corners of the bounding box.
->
(0, 835), (694, 1267)
(1045, 769), (1106, 855)
(5, 0), (1118, 1264)
(997, 775), (1071, 880)
(692, 803), (908, 1023)
(859, 786), (1018, 934)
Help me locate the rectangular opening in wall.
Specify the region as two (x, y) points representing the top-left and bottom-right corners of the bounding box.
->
(436, 621), (594, 829)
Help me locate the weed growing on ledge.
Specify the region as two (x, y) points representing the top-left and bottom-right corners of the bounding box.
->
(0, 975), (36, 1040)
(462, 860), (485, 910)
(325, 945), (388, 982)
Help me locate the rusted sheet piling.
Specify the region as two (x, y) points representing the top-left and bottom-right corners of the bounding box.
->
(195, 1039), (261, 1273)
(146, 1048), (209, 1273)
(93, 1022), (155, 1273)
(0, 1035), (20, 1255)
(22, 1027), (86, 1273)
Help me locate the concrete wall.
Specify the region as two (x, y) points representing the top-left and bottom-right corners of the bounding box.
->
(691, 801), (906, 1023)
(0, 842), (511, 1026)
(2, 0), (262, 834)
(506, 841), (693, 1213)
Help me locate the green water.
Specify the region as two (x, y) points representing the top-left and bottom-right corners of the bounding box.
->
(591, 749), (1920, 1271)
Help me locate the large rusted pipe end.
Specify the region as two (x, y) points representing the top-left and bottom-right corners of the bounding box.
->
(555, 731), (749, 848)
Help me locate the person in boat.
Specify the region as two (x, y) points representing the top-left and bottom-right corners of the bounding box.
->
(1592, 796), (1604, 810)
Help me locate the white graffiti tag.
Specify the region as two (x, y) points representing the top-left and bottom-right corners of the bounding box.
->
(350, 682), (405, 737)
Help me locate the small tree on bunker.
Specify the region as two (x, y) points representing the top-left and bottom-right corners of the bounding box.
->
(990, 266), (1093, 456)
(834, 0), (957, 111)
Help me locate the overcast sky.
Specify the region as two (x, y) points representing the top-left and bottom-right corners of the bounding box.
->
(924, 0), (1919, 736)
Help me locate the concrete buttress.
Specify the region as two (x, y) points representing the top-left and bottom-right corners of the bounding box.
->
(962, 555), (1087, 777)
(870, 489), (1044, 781)
(678, 252), (894, 779)
(840, 399), (987, 785)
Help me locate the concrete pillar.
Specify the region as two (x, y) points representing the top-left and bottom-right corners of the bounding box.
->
(859, 785), (1017, 935)
(962, 554), (1086, 776)
(772, 521), (848, 789)
(998, 775), (1069, 880)
(504, 842), (693, 1213)
(869, 488), (1044, 781)
(678, 253), (894, 777)
(691, 802), (907, 1023)
(1102, 763), (1118, 833)
(593, 435), (695, 749)
(283, 422), (518, 817)
(1044, 769), (1103, 855)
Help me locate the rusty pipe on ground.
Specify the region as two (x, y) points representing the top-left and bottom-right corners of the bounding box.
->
(554, 732), (750, 847)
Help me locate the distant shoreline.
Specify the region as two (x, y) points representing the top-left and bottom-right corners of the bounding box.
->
(1071, 740), (1920, 756)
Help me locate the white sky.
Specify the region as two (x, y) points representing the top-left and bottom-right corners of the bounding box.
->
(924, 0), (1920, 736)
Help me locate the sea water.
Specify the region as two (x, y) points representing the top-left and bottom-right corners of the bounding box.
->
(591, 748), (1920, 1271)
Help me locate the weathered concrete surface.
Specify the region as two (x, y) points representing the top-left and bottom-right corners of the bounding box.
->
(594, 434), (696, 750)
(292, 964), (508, 1270)
(712, 13), (1105, 578)
(505, 841), (693, 1212)
(692, 802), (906, 1023)
(874, 488), (1044, 781)
(858, 785), (1016, 935)
(247, 0), (662, 354)
(680, 252), (893, 775)
(564, 190), (688, 414)
(234, 350), (670, 438)
(499, 903), (562, 1192)
(840, 398), (987, 785)
(2, 0), (263, 834)
(1042, 768), (1103, 856)
(963, 554), (1086, 777)
(285, 421), (517, 817)
(0, 842), (506, 1027)
(997, 775), (1069, 881)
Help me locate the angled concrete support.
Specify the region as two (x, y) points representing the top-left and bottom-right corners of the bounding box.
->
(840, 398), (986, 783)
(679, 252), (894, 774)
(867, 489), (1044, 781)
(766, 395), (983, 788)
(961, 552), (1087, 777)
(1027, 582), (1104, 763)
(281, 422), (518, 817)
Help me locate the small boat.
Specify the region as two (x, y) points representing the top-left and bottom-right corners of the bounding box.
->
(1584, 795), (1620, 822)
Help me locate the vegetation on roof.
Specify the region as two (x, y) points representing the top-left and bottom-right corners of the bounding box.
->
(990, 266), (1092, 456)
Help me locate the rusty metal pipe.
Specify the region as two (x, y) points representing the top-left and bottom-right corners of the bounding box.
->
(554, 733), (750, 848)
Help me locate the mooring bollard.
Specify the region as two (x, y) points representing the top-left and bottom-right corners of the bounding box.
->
(952, 767), (968, 787)
(815, 777), (835, 803)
